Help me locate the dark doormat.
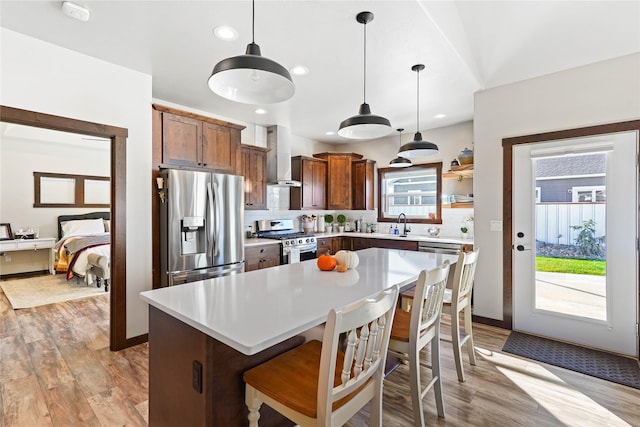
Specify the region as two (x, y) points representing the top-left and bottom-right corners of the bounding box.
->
(502, 331), (640, 390)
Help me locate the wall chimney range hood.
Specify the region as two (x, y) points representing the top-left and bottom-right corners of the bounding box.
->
(266, 125), (301, 187)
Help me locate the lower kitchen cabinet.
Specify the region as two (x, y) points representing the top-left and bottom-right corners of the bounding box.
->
(316, 236), (335, 256)
(369, 238), (418, 251)
(245, 244), (280, 272)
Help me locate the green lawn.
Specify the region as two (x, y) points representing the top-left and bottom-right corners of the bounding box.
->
(536, 256), (606, 276)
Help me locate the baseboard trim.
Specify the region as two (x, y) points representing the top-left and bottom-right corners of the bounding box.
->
(472, 314), (509, 329)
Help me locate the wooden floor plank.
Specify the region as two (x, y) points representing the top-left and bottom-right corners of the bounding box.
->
(1, 375), (52, 427)
(1, 280), (639, 426)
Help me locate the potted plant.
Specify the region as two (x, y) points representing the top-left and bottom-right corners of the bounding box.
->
(460, 225), (469, 239)
(337, 214), (347, 233)
(324, 214), (334, 233)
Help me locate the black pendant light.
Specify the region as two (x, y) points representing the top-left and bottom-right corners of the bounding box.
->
(207, 0), (295, 104)
(338, 11), (392, 140)
(389, 128), (412, 168)
(398, 64), (439, 158)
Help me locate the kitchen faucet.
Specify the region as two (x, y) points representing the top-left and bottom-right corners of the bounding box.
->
(397, 213), (410, 237)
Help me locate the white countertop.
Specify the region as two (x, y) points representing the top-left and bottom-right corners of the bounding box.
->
(140, 248), (458, 355)
(245, 232), (473, 247)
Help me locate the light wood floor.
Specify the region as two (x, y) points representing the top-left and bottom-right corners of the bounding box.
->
(1, 285), (639, 427)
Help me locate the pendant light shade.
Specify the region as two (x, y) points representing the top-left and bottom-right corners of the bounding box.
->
(207, 0), (295, 104)
(398, 64), (439, 158)
(389, 128), (412, 168)
(338, 12), (392, 140)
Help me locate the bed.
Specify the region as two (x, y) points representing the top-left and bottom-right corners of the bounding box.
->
(54, 212), (110, 289)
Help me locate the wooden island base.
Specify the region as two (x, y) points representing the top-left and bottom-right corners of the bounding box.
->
(149, 306), (303, 426)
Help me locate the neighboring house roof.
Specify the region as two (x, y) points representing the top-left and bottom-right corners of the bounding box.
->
(536, 154), (605, 178)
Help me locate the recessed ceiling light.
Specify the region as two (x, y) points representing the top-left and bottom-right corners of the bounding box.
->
(213, 26), (239, 41)
(290, 65), (309, 76)
(434, 113), (446, 119)
(325, 131), (335, 136)
(255, 108), (267, 115)
(62, 1), (90, 22)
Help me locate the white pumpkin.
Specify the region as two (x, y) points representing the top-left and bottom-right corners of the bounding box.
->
(334, 250), (359, 269)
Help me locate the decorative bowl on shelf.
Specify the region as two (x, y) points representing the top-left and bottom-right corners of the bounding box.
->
(458, 147), (474, 165)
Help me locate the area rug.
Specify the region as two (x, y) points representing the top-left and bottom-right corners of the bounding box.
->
(503, 331), (640, 390)
(0, 274), (107, 309)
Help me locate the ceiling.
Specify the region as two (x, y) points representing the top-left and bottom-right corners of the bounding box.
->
(1, 1), (639, 144)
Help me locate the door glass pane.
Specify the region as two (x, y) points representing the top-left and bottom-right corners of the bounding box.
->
(534, 153), (607, 321)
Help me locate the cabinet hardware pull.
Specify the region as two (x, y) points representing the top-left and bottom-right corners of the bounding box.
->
(260, 249), (265, 253)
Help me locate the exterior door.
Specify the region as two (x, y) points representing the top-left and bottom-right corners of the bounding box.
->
(513, 132), (638, 356)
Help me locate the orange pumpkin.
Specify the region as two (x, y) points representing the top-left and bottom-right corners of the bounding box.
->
(317, 254), (337, 271)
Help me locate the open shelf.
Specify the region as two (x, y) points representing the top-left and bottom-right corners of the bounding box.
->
(442, 164), (473, 180)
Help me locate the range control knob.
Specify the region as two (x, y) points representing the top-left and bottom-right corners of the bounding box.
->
(284, 241), (290, 246)
(298, 239), (303, 244)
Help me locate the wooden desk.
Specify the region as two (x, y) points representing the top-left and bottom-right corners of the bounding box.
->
(141, 248), (458, 426)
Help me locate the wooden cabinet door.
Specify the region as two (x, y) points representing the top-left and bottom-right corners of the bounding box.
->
(327, 155), (352, 209)
(316, 237), (333, 256)
(369, 238), (418, 251)
(311, 160), (327, 209)
(331, 237), (341, 255)
(352, 237), (371, 251)
(162, 113), (202, 167)
(242, 146), (268, 210)
(202, 122), (237, 172)
(291, 157), (327, 210)
(245, 244), (280, 271)
(352, 160), (375, 210)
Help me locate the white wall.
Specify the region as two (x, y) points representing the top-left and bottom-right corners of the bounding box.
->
(1, 29), (153, 338)
(473, 53), (640, 320)
(1, 133), (110, 238)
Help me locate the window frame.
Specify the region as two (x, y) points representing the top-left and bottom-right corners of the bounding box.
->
(377, 162), (443, 224)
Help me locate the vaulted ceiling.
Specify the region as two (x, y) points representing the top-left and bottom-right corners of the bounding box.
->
(1, 1), (639, 144)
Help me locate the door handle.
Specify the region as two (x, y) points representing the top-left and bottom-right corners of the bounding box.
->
(515, 245), (531, 251)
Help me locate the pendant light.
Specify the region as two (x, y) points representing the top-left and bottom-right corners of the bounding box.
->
(207, 0), (295, 104)
(389, 128), (412, 168)
(338, 11), (392, 139)
(398, 64), (439, 158)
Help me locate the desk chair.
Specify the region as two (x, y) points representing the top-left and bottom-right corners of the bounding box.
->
(243, 286), (399, 427)
(442, 249), (479, 382)
(386, 261), (450, 426)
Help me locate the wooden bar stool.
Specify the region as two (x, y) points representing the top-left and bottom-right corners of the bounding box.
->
(441, 249), (480, 382)
(386, 261), (451, 426)
(243, 286), (399, 427)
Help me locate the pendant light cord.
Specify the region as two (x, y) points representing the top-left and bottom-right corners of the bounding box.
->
(252, 0), (255, 43)
(363, 21), (367, 104)
(416, 68), (420, 132)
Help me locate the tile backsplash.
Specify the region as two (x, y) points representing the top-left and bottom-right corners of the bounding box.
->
(245, 188), (473, 239)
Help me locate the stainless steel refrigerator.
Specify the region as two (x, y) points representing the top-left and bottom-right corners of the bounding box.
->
(159, 168), (244, 286)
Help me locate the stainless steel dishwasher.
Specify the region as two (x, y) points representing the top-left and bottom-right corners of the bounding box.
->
(418, 240), (463, 255)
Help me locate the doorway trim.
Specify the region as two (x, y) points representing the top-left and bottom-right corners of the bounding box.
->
(502, 119), (640, 357)
(1, 105), (139, 351)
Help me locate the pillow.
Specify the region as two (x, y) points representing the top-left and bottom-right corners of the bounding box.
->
(103, 220), (110, 232)
(61, 218), (105, 238)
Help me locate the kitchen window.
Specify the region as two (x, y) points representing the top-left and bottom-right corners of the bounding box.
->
(377, 163), (442, 224)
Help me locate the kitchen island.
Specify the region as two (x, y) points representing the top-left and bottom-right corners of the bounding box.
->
(140, 248), (459, 426)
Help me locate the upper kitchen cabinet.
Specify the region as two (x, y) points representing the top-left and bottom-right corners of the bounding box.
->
(290, 156), (327, 210)
(313, 152), (363, 210)
(153, 104), (244, 174)
(242, 144), (269, 210)
(352, 159), (376, 210)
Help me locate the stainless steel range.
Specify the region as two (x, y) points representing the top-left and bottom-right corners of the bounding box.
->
(256, 219), (317, 263)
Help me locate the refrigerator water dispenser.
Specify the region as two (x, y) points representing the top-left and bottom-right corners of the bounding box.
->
(181, 216), (206, 255)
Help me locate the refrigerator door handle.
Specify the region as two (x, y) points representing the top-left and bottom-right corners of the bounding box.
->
(207, 181), (216, 257)
(211, 181), (221, 257)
